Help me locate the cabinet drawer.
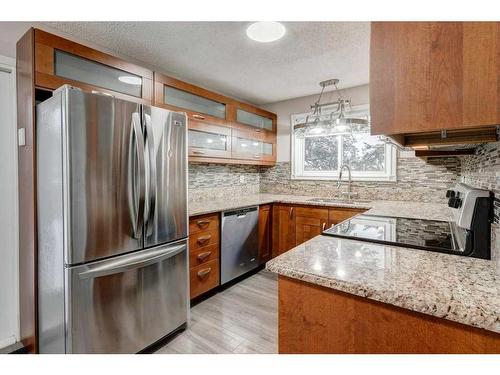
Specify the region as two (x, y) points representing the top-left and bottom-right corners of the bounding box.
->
(190, 259), (220, 299)
(189, 244), (220, 268)
(189, 228), (219, 251)
(189, 213), (220, 234)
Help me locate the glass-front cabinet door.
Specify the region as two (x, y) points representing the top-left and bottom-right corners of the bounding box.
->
(236, 109), (274, 131)
(231, 129), (276, 163)
(33, 29), (154, 103)
(164, 86), (226, 119)
(188, 121), (232, 159)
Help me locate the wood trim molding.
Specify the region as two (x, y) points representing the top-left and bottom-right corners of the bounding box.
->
(16, 28), (37, 354)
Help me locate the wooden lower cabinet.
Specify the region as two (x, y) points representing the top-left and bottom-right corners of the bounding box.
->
(190, 260), (220, 299)
(270, 204), (367, 257)
(328, 207), (366, 228)
(279, 276), (500, 353)
(258, 204), (272, 263)
(189, 213), (221, 299)
(272, 204), (296, 257)
(295, 207), (329, 245)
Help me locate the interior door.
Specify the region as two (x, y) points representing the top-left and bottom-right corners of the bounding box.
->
(143, 106), (188, 248)
(67, 240), (188, 353)
(66, 89), (145, 265)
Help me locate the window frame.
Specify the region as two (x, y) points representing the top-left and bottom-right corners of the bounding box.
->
(290, 104), (397, 182)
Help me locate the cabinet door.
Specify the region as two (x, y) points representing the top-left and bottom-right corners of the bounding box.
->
(236, 109), (274, 131)
(164, 86), (226, 119)
(34, 29), (153, 103)
(154, 73), (231, 123)
(188, 120), (232, 159)
(272, 205), (296, 256)
(258, 204), (272, 263)
(231, 128), (277, 163)
(370, 22), (500, 136)
(231, 101), (277, 134)
(328, 207), (366, 228)
(295, 207), (329, 246)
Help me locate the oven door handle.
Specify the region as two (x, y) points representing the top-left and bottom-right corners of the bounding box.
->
(78, 244), (186, 279)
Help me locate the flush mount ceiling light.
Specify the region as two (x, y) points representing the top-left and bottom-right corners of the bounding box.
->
(293, 79), (369, 138)
(246, 22), (286, 43)
(118, 75), (142, 85)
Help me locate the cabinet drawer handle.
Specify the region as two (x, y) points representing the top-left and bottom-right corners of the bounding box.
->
(289, 207), (293, 218)
(192, 114), (205, 120)
(192, 150), (206, 155)
(197, 268), (212, 278)
(255, 129), (262, 132)
(253, 154), (261, 158)
(196, 219), (211, 228)
(197, 251), (212, 262)
(197, 235), (212, 244)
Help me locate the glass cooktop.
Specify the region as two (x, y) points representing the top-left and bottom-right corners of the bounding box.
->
(323, 214), (465, 255)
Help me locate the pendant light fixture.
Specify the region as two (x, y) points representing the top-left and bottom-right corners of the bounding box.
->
(293, 79), (369, 138)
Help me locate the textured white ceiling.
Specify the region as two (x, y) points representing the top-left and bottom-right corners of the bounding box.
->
(45, 22), (370, 105)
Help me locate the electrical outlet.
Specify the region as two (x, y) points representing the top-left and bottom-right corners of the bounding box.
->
(239, 175), (245, 183)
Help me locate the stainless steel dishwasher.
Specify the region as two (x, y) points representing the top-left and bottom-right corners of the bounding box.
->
(221, 206), (259, 284)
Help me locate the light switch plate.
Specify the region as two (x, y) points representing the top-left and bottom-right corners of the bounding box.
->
(18, 128), (26, 146)
(239, 175), (245, 183)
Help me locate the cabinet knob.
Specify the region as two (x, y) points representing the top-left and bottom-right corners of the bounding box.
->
(192, 114), (205, 120)
(197, 268), (212, 278)
(197, 234), (212, 245)
(196, 219), (211, 228)
(197, 251), (212, 262)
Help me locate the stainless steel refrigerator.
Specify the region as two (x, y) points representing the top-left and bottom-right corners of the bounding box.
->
(36, 86), (188, 353)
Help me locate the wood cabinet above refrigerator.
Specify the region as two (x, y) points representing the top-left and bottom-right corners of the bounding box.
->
(34, 29), (154, 103)
(370, 22), (500, 147)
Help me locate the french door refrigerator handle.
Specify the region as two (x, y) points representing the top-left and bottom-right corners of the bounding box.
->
(78, 243), (186, 279)
(143, 112), (157, 236)
(129, 112), (146, 239)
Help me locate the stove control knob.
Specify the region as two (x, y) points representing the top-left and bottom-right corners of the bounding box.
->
(448, 197), (462, 208)
(446, 190), (455, 198)
(453, 198), (462, 208)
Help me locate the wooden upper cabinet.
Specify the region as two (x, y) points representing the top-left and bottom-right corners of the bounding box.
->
(34, 29), (153, 103)
(231, 128), (276, 164)
(154, 72), (231, 124)
(231, 101), (277, 134)
(370, 22), (500, 137)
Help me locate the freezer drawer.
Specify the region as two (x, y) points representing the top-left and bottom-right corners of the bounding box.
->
(221, 206), (259, 284)
(65, 240), (188, 353)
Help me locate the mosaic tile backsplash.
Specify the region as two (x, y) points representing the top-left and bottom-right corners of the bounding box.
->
(260, 156), (461, 204)
(461, 141), (500, 223)
(188, 163), (260, 202)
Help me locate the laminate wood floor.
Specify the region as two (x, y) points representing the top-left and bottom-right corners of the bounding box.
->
(156, 270), (278, 354)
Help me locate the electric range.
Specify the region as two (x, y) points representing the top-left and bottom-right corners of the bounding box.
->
(322, 183), (493, 259)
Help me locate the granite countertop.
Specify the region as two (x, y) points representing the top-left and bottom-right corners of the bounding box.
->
(266, 200), (500, 334)
(189, 193), (454, 222)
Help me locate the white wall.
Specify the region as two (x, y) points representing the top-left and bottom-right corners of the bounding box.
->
(262, 84), (369, 162)
(0, 55), (19, 349)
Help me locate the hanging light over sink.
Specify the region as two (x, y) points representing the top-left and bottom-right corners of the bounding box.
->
(293, 79), (369, 138)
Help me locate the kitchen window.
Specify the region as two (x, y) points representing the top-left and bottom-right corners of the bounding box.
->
(291, 105), (396, 181)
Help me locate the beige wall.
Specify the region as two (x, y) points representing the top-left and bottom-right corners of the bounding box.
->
(262, 84), (369, 162)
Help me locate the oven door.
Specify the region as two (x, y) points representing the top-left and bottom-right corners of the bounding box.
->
(66, 240), (188, 353)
